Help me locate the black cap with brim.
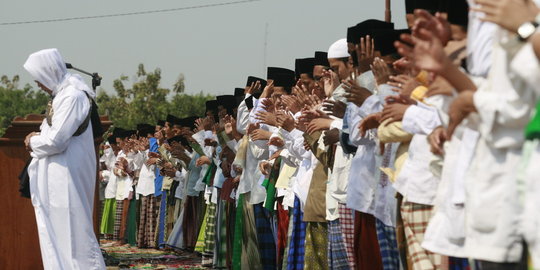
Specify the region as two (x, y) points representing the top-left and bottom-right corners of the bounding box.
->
(295, 58), (315, 78)
(314, 51), (329, 67)
(157, 120), (165, 126)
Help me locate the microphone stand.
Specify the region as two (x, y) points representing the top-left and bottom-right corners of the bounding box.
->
(65, 63), (102, 91)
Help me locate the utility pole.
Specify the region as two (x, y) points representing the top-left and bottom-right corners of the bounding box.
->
(263, 22), (268, 75)
(385, 0), (391, 22)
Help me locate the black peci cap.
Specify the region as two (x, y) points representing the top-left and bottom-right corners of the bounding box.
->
(267, 67), (296, 88)
(295, 58), (315, 79)
(246, 76), (268, 89)
(370, 29), (411, 56)
(314, 51), (329, 67)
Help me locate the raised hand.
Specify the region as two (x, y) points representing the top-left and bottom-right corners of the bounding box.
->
(196, 156), (211, 167)
(276, 111), (295, 132)
(246, 80), (262, 95)
(281, 95), (301, 114)
(356, 35), (376, 74)
(251, 128), (271, 141)
(387, 74), (420, 97)
(322, 100), (346, 118)
(395, 28), (449, 75)
(380, 103), (411, 126)
(428, 126), (447, 156)
(247, 123), (260, 135)
(471, 0), (539, 34)
(261, 98), (275, 112)
(322, 69), (340, 96)
(194, 118), (204, 133)
(358, 112), (382, 137)
(268, 136), (285, 147)
(392, 57), (417, 76)
(259, 161), (271, 175)
(343, 78), (372, 106)
(260, 80), (275, 99)
(385, 94), (417, 106)
(323, 128), (340, 146)
(371, 57), (393, 86)
(299, 109), (329, 125)
(412, 9), (452, 47)
(24, 131), (39, 152)
(306, 118), (334, 134)
(256, 110), (278, 126)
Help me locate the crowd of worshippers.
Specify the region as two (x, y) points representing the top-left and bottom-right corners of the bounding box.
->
(96, 0), (540, 269)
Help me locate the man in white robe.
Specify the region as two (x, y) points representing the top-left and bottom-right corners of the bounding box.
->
(23, 48), (105, 270)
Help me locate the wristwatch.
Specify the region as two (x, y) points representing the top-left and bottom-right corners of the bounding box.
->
(517, 21), (539, 41)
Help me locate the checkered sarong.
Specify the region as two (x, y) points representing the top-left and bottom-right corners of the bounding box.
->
(338, 203), (355, 269)
(328, 220), (351, 270)
(254, 203), (277, 270)
(376, 218), (400, 270)
(304, 222), (329, 269)
(203, 202), (217, 253)
(137, 195), (158, 248)
(282, 211), (294, 270)
(113, 199), (124, 240)
(287, 196), (307, 270)
(202, 202), (217, 265)
(401, 200), (441, 270)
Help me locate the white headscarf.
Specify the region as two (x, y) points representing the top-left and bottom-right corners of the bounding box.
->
(23, 48), (95, 98)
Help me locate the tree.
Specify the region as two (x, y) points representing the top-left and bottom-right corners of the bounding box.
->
(0, 76), (49, 136)
(0, 64), (214, 136)
(96, 64), (213, 129)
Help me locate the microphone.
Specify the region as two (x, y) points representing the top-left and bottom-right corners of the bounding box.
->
(65, 63), (102, 90)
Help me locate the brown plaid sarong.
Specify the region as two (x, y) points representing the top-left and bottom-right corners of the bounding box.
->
(113, 199), (124, 240)
(137, 195), (158, 248)
(401, 200), (442, 270)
